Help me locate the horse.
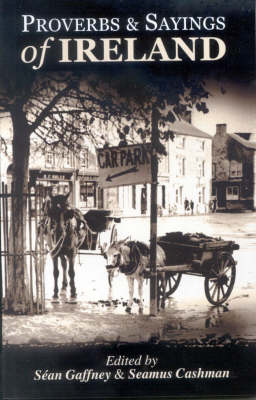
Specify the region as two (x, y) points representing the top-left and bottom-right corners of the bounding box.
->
(40, 191), (87, 303)
(105, 240), (166, 313)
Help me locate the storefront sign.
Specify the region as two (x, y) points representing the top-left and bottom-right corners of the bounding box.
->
(97, 144), (152, 188)
(30, 169), (73, 181)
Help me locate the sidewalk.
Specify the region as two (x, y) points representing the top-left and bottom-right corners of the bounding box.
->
(3, 298), (254, 346)
(3, 212), (256, 346)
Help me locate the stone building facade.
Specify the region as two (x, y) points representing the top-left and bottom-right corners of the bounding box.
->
(212, 123), (256, 211)
(103, 117), (212, 216)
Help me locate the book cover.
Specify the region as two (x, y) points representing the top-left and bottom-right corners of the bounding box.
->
(1, 0), (256, 399)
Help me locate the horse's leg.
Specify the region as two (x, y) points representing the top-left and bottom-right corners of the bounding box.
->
(108, 270), (114, 301)
(137, 277), (144, 314)
(68, 253), (77, 302)
(60, 254), (68, 294)
(52, 257), (59, 302)
(126, 277), (134, 313)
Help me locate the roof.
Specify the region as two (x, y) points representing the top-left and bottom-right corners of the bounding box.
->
(227, 132), (256, 150)
(169, 118), (212, 139)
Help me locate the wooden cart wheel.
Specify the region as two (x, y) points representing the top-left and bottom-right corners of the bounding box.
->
(165, 272), (182, 297)
(204, 252), (236, 306)
(157, 272), (182, 309)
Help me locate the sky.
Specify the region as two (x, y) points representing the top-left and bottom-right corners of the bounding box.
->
(192, 78), (256, 136)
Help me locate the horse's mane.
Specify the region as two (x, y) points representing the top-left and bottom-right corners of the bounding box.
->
(112, 240), (149, 254)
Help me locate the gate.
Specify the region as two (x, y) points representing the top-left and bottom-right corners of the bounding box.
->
(1, 182), (46, 314)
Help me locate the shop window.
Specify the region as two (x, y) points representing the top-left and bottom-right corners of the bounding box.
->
(58, 184), (70, 195)
(226, 186), (239, 200)
(80, 182), (97, 208)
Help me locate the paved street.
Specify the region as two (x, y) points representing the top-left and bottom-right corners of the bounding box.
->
(3, 212), (256, 344)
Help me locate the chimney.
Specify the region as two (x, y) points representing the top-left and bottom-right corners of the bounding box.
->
(216, 124), (227, 135)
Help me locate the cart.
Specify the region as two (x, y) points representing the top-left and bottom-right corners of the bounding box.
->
(79, 209), (121, 252)
(157, 232), (240, 306)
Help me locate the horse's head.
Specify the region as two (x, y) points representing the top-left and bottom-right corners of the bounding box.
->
(49, 192), (71, 211)
(105, 239), (141, 274)
(105, 242), (122, 272)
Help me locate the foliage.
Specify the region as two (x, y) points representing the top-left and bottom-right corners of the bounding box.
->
(0, 66), (210, 157)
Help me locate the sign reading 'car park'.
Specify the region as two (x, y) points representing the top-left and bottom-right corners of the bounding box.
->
(97, 144), (152, 188)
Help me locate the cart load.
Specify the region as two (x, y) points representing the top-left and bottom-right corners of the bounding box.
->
(157, 232), (240, 306)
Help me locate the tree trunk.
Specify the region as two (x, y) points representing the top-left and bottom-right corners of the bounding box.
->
(6, 104), (30, 313)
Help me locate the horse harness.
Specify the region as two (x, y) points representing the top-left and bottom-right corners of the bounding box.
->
(119, 241), (149, 276)
(42, 207), (88, 258)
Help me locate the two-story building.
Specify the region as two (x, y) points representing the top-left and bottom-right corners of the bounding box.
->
(102, 115), (212, 216)
(212, 123), (256, 211)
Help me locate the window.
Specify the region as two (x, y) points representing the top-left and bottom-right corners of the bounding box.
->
(229, 160), (242, 178)
(179, 186), (183, 205)
(198, 191), (202, 203)
(226, 185), (239, 200)
(64, 151), (72, 168)
(176, 156), (185, 176)
(197, 160), (205, 177)
(45, 152), (54, 168)
(202, 187), (205, 203)
(80, 182), (97, 207)
(175, 189), (179, 204)
(80, 148), (89, 169)
(195, 139), (205, 151)
(176, 136), (185, 149)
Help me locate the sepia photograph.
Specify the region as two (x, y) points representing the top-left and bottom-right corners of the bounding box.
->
(1, 0), (256, 399)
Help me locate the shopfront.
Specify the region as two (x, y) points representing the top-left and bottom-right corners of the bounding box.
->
(77, 174), (99, 211)
(29, 169), (75, 202)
